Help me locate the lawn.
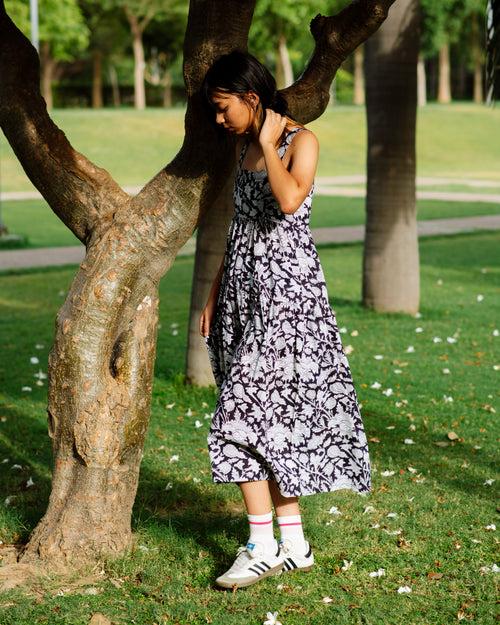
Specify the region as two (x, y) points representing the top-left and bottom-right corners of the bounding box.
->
(0, 231), (498, 624)
(1, 103), (499, 193)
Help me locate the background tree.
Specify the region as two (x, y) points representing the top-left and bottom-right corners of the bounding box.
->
(0, 0), (396, 582)
(363, 0), (420, 313)
(5, 0), (89, 109)
(486, 0), (500, 102)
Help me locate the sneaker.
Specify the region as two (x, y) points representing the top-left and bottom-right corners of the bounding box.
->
(278, 538), (315, 572)
(215, 540), (284, 588)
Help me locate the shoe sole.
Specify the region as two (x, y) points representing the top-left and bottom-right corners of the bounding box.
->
(215, 561), (284, 589)
(282, 563), (314, 573)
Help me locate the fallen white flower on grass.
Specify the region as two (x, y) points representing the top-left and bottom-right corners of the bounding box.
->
(415, 327), (423, 333)
(409, 424), (416, 431)
(442, 368), (450, 374)
(322, 596), (333, 603)
(397, 585), (412, 593)
(484, 524), (496, 531)
(381, 470), (395, 476)
(170, 322), (179, 328)
(11, 464), (22, 470)
(414, 312), (422, 318)
(404, 438), (415, 445)
(436, 279), (443, 285)
(339, 327), (347, 333)
(363, 505), (376, 514)
(193, 477), (201, 483)
(204, 412), (212, 419)
(432, 337), (442, 343)
(370, 523), (380, 529)
(383, 529), (402, 535)
(194, 420), (203, 428)
(35, 343), (44, 349)
(386, 512), (398, 518)
(169, 455), (179, 463)
(4, 496), (16, 506)
(443, 395), (454, 403)
(328, 506), (342, 515)
(164, 482), (173, 491)
(446, 337), (457, 344)
(186, 408), (193, 416)
(370, 381), (382, 389)
(476, 294), (484, 302)
(344, 344), (354, 354)
(386, 425), (396, 429)
(393, 369), (402, 374)
(263, 611), (282, 625)
(26, 477), (34, 488)
(276, 584), (284, 590)
(369, 568), (385, 577)
(382, 388), (393, 397)
(21, 386), (32, 392)
(493, 329), (499, 337)
(406, 345), (415, 353)
(30, 356), (39, 364)
(166, 402), (175, 409)
(494, 365), (500, 371)
(483, 479), (495, 486)
(407, 466), (418, 473)
(350, 330), (359, 336)
(479, 564), (500, 574)
(374, 354), (384, 360)
(341, 559), (353, 570)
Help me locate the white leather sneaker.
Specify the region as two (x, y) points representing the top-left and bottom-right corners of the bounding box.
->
(215, 540), (284, 588)
(278, 538), (315, 572)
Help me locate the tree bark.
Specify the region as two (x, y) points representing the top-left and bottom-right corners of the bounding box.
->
(92, 48), (103, 108)
(437, 42), (451, 103)
(108, 64), (121, 107)
(353, 44), (365, 105)
(363, 0), (420, 313)
(0, 0), (396, 571)
(127, 12), (146, 110)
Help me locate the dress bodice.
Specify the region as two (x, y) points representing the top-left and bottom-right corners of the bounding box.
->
(233, 127), (315, 230)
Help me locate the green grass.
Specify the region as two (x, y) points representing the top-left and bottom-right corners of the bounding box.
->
(0, 231), (498, 624)
(1, 103), (499, 193)
(2, 196), (500, 250)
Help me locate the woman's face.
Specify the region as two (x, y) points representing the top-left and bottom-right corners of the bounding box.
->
(210, 90), (257, 134)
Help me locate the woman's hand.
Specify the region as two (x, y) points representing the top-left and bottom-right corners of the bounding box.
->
(199, 298), (217, 338)
(258, 108), (287, 149)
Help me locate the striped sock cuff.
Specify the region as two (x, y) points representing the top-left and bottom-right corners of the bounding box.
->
(247, 511), (273, 525)
(277, 514), (302, 527)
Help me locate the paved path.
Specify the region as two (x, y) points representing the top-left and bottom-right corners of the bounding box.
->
(3, 176), (500, 204)
(1, 214), (499, 272)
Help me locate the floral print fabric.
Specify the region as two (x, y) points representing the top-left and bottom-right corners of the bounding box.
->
(204, 127), (371, 497)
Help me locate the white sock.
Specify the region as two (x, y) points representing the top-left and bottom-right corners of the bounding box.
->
(277, 513), (307, 553)
(247, 511), (276, 552)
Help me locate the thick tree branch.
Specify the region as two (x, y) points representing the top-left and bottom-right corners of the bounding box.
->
(283, 0), (397, 122)
(0, 2), (129, 244)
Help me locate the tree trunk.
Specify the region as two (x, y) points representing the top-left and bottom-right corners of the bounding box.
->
(353, 44), (365, 105)
(127, 13), (146, 110)
(186, 171), (236, 386)
(92, 48), (103, 108)
(363, 0), (420, 314)
(108, 64), (121, 107)
(39, 40), (55, 110)
(417, 52), (426, 106)
(162, 69), (172, 107)
(471, 13), (483, 104)
(275, 34), (294, 89)
(437, 42), (451, 103)
(0, 0), (396, 574)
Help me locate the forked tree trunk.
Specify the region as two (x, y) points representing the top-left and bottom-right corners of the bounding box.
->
(0, 0), (396, 574)
(363, 0), (420, 313)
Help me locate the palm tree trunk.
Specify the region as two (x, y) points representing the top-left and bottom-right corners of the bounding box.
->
(363, 0), (420, 313)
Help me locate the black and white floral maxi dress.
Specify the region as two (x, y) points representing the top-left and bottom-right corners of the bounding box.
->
(204, 126), (371, 497)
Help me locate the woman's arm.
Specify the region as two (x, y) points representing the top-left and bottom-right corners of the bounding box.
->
(207, 255), (225, 304)
(259, 113), (319, 215)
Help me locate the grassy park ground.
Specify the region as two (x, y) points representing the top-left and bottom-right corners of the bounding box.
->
(0, 103), (499, 249)
(0, 229), (498, 624)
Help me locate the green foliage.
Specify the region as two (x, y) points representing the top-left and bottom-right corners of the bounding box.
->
(5, 0), (89, 61)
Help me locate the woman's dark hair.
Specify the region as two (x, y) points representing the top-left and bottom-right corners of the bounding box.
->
(201, 49), (297, 135)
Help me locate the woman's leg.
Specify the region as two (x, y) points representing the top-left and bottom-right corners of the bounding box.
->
(238, 479), (273, 514)
(268, 479), (300, 516)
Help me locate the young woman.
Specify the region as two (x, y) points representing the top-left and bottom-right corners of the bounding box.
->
(199, 50), (371, 589)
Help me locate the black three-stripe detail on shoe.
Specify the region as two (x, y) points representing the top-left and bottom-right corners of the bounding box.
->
(304, 544), (312, 558)
(249, 562), (270, 575)
(283, 558), (298, 571)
